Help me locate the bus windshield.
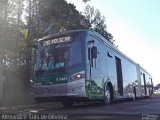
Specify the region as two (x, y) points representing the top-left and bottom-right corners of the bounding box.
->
(34, 33), (84, 74)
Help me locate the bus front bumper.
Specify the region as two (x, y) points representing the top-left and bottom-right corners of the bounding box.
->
(31, 79), (86, 99)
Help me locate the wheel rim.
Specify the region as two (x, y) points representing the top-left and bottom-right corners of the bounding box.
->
(105, 88), (111, 104)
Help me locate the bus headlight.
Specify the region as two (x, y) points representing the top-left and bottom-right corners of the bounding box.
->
(69, 71), (85, 81)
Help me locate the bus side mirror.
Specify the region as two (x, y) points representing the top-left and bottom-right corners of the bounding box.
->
(91, 46), (97, 59)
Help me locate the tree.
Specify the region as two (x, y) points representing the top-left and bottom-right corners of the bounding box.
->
(0, 0), (26, 71)
(37, 0), (86, 34)
(83, 5), (114, 43)
(82, 0), (91, 3)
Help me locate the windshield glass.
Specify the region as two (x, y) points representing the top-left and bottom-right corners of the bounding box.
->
(34, 32), (84, 73)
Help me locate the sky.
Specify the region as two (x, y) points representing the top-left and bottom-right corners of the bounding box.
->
(66, 0), (160, 85)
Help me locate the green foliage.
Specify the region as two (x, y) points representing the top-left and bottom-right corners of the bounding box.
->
(0, 0), (27, 71)
(37, 0), (86, 34)
(84, 5), (114, 43)
(82, 0), (91, 3)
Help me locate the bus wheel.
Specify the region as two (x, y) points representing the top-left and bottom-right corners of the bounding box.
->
(132, 87), (136, 101)
(148, 89), (152, 98)
(103, 85), (111, 105)
(62, 101), (73, 107)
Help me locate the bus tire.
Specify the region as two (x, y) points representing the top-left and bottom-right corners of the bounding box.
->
(102, 85), (112, 105)
(132, 87), (136, 101)
(62, 101), (73, 107)
(148, 89), (152, 98)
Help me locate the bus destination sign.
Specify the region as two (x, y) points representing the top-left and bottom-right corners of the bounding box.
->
(43, 36), (71, 46)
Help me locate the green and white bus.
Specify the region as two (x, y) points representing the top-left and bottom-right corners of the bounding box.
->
(31, 30), (153, 107)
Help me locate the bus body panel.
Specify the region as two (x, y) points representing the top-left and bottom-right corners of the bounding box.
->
(86, 32), (135, 100)
(85, 30), (153, 101)
(85, 33), (109, 100)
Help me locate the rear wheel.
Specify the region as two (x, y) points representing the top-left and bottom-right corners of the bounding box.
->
(132, 87), (136, 101)
(102, 85), (112, 105)
(148, 89), (152, 98)
(62, 101), (74, 107)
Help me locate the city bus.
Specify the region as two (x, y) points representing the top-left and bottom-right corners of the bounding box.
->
(30, 29), (153, 107)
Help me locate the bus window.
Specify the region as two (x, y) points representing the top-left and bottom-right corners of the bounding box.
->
(34, 33), (84, 74)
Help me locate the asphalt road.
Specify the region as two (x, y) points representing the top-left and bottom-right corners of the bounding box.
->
(0, 96), (160, 120)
